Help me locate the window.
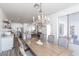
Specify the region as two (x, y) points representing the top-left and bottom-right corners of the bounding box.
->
(69, 13), (79, 45)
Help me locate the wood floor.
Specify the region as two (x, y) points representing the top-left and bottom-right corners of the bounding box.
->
(0, 48), (17, 56)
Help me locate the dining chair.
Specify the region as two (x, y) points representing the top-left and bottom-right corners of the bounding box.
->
(48, 35), (54, 44)
(58, 36), (68, 48)
(18, 38), (33, 56)
(40, 34), (46, 42)
(26, 34), (32, 40)
(19, 46), (27, 56)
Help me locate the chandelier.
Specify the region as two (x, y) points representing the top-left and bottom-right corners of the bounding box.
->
(33, 3), (48, 29)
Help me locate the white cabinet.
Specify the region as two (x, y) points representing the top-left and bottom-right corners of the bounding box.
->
(0, 18), (13, 53)
(0, 35), (13, 52)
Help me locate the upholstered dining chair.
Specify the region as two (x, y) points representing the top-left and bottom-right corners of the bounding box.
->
(58, 36), (68, 48)
(48, 35), (54, 44)
(26, 34), (32, 40)
(40, 34), (46, 42)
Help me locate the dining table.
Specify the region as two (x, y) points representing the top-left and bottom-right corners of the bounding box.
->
(22, 38), (72, 56)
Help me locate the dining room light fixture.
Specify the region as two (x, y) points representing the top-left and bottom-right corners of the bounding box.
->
(33, 3), (48, 30)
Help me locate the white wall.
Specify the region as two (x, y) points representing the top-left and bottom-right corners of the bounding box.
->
(0, 8), (7, 30)
(0, 8), (7, 19)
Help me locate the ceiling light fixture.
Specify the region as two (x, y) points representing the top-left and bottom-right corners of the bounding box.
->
(33, 3), (48, 32)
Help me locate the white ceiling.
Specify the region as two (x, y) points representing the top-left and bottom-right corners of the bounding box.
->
(0, 3), (78, 23)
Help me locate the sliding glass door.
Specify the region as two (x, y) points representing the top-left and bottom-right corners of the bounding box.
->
(58, 12), (79, 55)
(69, 13), (79, 45)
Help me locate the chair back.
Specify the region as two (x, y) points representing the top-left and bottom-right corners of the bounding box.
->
(26, 34), (32, 40)
(48, 35), (54, 44)
(58, 36), (68, 48)
(40, 34), (46, 42)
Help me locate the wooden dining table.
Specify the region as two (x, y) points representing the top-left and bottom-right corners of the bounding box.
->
(23, 38), (72, 56)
